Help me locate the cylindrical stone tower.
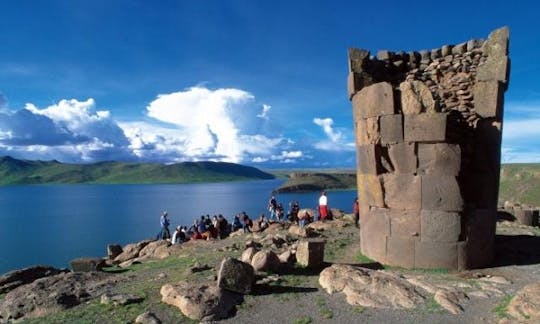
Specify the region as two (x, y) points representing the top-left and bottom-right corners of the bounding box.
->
(348, 27), (509, 270)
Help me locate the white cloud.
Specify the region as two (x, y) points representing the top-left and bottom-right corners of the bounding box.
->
(313, 117), (342, 142)
(313, 117), (355, 152)
(257, 104), (271, 119)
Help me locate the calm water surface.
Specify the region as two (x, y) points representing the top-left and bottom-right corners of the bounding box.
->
(0, 180), (356, 274)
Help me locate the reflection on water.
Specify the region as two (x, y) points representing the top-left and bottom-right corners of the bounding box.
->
(0, 180), (355, 273)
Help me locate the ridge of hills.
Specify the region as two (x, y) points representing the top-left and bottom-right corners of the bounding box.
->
(0, 156), (275, 185)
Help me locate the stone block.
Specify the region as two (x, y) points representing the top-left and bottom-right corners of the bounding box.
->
(347, 72), (360, 100)
(460, 236), (494, 269)
(474, 81), (504, 119)
(296, 240), (326, 268)
(514, 209), (534, 226)
(420, 210), (461, 242)
(357, 144), (382, 175)
(383, 174), (421, 210)
(482, 26), (509, 58)
(465, 209), (496, 241)
(356, 117), (380, 145)
(388, 142), (416, 174)
(388, 209), (420, 239)
(348, 48), (370, 73)
(380, 114), (403, 145)
(357, 174), (385, 208)
(386, 236), (415, 268)
(404, 113), (447, 142)
(415, 241), (458, 269)
(399, 81), (436, 114)
(417, 143), (461, 176)
(360, 210), (388, 263)
(421, 175), (463, 212)
(352, 82), (395, 119)
(70, 257), (105, 272)
(477, 56), (509, 83)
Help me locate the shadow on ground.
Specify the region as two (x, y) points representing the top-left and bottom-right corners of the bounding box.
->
(494, 234), (540, 266)
(252, 284), (318, 295)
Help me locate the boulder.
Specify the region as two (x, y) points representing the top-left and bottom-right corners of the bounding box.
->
(319, 264), (424, 309)
(100, 293), (144, 306)
(265, 222), (284, 232)
(433, 289), (468, 314)
(114, 240), (152, 263)
(241, 247), (258, 264)
(0, 265), (68, 294)
(278, 250), (295, 264)
(107, 244), (123, 260)
(296, 240), (325, 268)
(138, 240), (171, 260)
(251, 250), (281, 273)
(217, 257), (255, 294)
(229, 229), (244, 237)
(160, 281), (242, 321)
(507, 282), (540, 321)
(288, 224), (314, 238)
(135, 311), (161, 324)
(399, 80), (436, 114)
(70, 257), (105, 272)
(330, 208), (344, 219)
(0, 272), (119, 322)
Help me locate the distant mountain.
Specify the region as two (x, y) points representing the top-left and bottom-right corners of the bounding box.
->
(274, 171), (356, 193)
(0, 156), (275, 185)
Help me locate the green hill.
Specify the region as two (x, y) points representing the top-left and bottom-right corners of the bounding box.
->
(274, 171), (356, 193)
(0, 156), (275, 185)
(499, 163), (540, 206)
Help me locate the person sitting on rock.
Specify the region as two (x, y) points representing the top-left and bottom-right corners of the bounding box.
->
(242, 212), (253, 233)
(289, 200), (300, 224)
(232, 214), (242, 232)
(298, 210), (311, 228)
(277, 203), (284, 222)
(198, 216), (207, 233)
(171, 226), (185, 244)
(217, 214), (229, 239)
(191, 228), (202, 240)
(257, 213), (269, 231)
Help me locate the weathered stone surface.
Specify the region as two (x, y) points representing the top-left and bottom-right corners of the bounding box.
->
(138, 240), (171, 260)
(507, 282), (540, 321)
(361, 208), (389, 262)
(356, 117), (380, 145)
(380, 114), (403, 145)
(482, 26), (509, 58)
(107, 244), (123, 260)
(70, 257), (105, 272)
(474, 81), (504, 118)
(278, 250), (295, 264)
(383, 174), (421, 210)
(347, 71), (361, 99)
(386, 236), (415, 268)
(217, 257), (255, 294)
(251, 250), (281, 272)
(288, 224), (314, 238)
(100, 293), (144, 306)
(417, 143), (461, 176)
(434, 289), (468, 314)
(415, 241), (457, 269)
(420, 210), (461, 242)
(451, 42), (467, 55)
(477, 56), (509, 82)
(135, 311), (161, 324)
(160, 282), (241, 321)
(319, 264), (424, 308)
(404, 113), (447, 142)
(0, 272), (119, 322)
(514, 208), (534, 226)
(400, 81), (436, 114)
(240, 247), (259, 264)
(421, 175), (463, 212)
(352, 82), (395, 118)
(0, 265), (68, 294)
(388, 142), (416, 174)
(357, 144), (382, 174)
(348, 48), (370, 73)
(388, 209), (420, 238)
(296, 240), (325, 268)
(114, 240), (152, 263)
(357, 174), (384, 208)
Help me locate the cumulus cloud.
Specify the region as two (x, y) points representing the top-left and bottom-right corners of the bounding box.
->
(313, 117), (355, 152)
(257, 104), (271, 119)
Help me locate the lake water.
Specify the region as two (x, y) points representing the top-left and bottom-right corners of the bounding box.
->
(0, 180), (356, 274)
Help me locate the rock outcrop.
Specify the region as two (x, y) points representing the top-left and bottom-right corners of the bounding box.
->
(0, 265), (67, 294)
(506, 282), (540, 321)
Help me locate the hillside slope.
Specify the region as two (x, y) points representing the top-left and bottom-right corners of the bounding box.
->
(499, 163), (540, 206)
(0, 156), (275, 185)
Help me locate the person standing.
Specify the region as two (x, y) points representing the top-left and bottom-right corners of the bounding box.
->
(353, 197), (360, 228)
(157, 211), (171, 240)
(318, 191), (328, 221)
(268, 195), (278, 221)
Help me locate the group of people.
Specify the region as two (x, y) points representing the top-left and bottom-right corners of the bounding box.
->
(155, 191), (361, 242)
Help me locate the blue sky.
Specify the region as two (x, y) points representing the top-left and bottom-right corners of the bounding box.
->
(0, 0), (539, 168)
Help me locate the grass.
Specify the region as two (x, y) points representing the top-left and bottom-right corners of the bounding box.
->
(315, 296), (334, 319)
(353, 306), (366, 314)
(424, 296), (444, 314)
(493, 294), (513, 319)
(292, 315), (313, 324)
(356, 251), (375, 264)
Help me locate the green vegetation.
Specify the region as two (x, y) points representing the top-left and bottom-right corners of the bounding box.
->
(292, 315), (313, 324)
(0, 156), (274, 185)
(493, 294), (513, 319)
(499, 163), (540, 206)
(424, 296), (444, 314)
(316, 296), (334, 319)
(274, 171), (356, 193)
(356, 251), (375, 264)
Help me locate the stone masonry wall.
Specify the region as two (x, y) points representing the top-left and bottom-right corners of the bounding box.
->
(348, 27), (509, 270)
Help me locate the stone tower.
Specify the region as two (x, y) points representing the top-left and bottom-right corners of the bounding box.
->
(348, 27), (509, 270)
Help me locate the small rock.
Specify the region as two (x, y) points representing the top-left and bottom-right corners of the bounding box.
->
(434, 289), (468, 314)
(241, 247), (259, 264)
(251, 250), (281, 272)
(135, 311), (161, 324)
(100, 293), (144, 306)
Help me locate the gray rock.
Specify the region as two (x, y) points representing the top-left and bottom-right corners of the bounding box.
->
(160, 281), (242, 321)
(251, 250), (281, 272)
(135, 311), (161, 324)
(114, 240), (152, 263)
(0, 265), (68, 294)
(70, 257), (105, 272)
(217, 257), (255, 294)
(107, 244), (123, 260)
(100, 293), (144, 306)
(241, 247), (259, 264)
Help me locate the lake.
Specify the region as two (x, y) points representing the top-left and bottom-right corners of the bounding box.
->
(0, 180), (356, 274)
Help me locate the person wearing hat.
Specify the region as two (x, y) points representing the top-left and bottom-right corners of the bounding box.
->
(157, 211), (171, 240)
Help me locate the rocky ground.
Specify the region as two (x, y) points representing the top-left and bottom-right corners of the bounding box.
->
(1, 213), (540, 324)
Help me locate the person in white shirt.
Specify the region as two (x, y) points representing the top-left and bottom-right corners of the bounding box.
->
(318, 191), (328, 221)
